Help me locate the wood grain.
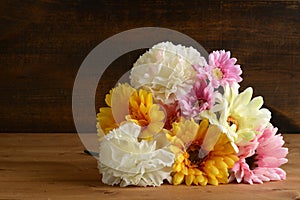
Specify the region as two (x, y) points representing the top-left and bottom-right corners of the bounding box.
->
(0, 1), (299, 133)
(0, 133), (298, 199)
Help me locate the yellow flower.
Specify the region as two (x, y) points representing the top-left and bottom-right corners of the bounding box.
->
(170, 118), (238, 186)
(126, 89), (165, 139)
(97, 83), (137, 135)
(97, 83), (165, 140)
(96, 87), (119, 136)
(96, 107), (118, 135)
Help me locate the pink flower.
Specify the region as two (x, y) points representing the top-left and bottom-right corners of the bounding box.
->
(192, 64), (211, 82)
(208, 50), (242, 87)
(179, 80), (215, 120)
(229, 125), (288, 184)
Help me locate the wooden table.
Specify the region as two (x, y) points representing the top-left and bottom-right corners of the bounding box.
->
(0, 134), (299, 200)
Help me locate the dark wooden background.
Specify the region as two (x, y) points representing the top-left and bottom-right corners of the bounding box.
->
(0, 0), (299, 133)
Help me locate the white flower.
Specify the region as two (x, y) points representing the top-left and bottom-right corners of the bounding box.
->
(201, 83), (271, 151)
(130, 41), (207, 103)
(98, 122), (175, 187)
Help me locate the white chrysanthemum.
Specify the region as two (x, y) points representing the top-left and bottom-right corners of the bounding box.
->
(98, 122), (175, 187)
(201, 83), (271, 151)
(130, 42), (207, 103)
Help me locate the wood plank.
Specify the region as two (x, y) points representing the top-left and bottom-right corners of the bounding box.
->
(0, 1), (299, 133)
(0, 133), (299, 199)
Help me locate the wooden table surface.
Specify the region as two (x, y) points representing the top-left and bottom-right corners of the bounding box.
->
(0, 133), (299, 200)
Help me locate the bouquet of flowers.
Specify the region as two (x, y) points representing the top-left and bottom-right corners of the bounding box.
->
(96, 42), (288, 187)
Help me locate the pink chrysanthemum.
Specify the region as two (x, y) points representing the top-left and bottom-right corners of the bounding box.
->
(192, 64), (211, 82)
(229, 125), (288, 184)
(180, 80), (215, 120)
(208, 50), (242, 87)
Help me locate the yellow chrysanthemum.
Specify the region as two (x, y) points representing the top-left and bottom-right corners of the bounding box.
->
(97, 83), (165, 140)
(96, 107), (118, 134)
(126, 89), (165, 139)
(97, 87), (118, 136)
(97, 83), (136, 136)
(169, 118), (238, 186)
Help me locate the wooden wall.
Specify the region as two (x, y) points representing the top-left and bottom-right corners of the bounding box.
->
(0, 0), (299, 133)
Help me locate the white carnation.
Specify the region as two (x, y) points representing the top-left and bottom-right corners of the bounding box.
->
(130, 41), (207, 103)
(98, 122), (175, 187)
